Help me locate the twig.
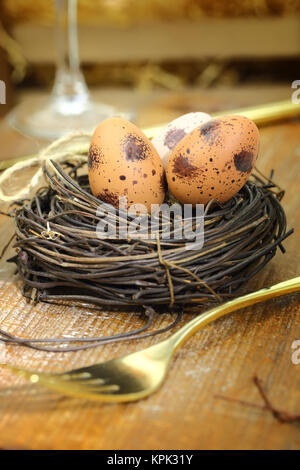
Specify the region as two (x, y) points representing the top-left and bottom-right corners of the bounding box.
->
(0, 157), (292, 351)
(9, 160), (291, 309)
(214, 394), (268, 412)
(215, 377), (300, 424)
(0, 233), (16, 260)
(253, 375), (300, 424)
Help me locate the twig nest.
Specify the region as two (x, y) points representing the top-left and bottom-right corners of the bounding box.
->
(11, 159), (291, 310)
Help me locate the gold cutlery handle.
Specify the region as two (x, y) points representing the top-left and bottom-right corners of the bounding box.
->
(1, 99), (299, 171)
(212, 99), (300, 126)
(170, 277), (300, 352)
(143, 99), (300, 139)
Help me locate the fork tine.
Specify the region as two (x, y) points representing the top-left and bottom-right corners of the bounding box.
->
(60, 371), (92, 379)
(58, 371), (107, 385)
(61, 376), (108, 386)
(0, 363), (119, 396)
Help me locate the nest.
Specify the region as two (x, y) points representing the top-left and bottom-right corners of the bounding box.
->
(10, 160), (292, 313)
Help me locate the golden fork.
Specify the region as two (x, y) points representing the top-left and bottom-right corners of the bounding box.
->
(1, 276), (299, 403)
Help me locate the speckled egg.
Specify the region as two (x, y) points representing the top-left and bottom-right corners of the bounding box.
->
(152, 112), (211, 168)
(166, 115), (260, 205)
(88, 117), (166, 213)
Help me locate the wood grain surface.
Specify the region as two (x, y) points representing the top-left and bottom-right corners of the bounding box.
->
(0, 86), (299, 450)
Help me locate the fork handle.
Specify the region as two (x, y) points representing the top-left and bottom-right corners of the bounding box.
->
(169, 277), (300, 352)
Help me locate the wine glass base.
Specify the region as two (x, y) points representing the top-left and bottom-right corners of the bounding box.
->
(7, 96), (135, 140)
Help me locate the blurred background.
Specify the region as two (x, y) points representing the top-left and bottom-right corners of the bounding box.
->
(0, 0), (299, 143)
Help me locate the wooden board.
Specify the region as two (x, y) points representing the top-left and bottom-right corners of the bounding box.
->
(0, 86), (299, 450)
(14, 17), (300, 63)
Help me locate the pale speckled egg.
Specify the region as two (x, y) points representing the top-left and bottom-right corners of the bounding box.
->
(88, 117), (166, 213)
(166, 115), (260, 205)
(152, 112), (211, 168)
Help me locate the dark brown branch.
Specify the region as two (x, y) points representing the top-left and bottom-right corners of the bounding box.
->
(253, 375), (300, 424)
(215, 377), (300, 424)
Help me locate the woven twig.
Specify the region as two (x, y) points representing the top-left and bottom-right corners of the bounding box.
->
(9, 159), (291, 310)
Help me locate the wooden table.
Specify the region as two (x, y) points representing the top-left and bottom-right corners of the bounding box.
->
(0, 86), (299, 450)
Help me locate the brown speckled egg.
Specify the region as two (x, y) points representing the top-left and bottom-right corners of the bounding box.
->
(88, 117), (166, 213)
(166, 115), (259, 205)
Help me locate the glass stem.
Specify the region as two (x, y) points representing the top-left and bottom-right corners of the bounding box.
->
(51, 0), (91, 116)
